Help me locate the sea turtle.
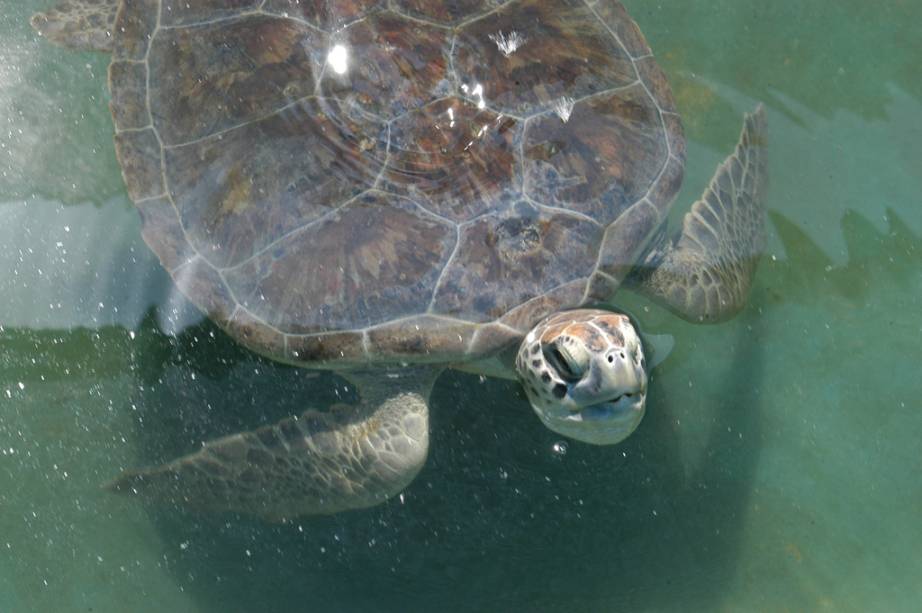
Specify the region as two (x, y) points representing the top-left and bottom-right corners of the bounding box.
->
(32, 0), (766, 520)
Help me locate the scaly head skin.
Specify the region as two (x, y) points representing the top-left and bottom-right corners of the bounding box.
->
(516, 309), (647, 445)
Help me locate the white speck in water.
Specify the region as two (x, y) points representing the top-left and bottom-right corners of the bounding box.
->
(552, 97), (575, 123)
(327, 44), (349, 75)
(180, 541), (189, 550)
(399, 493), (405, 504)
(488, 30), (526, 57)
(551, 440), (568, 456)
(17, 382), (24, 390)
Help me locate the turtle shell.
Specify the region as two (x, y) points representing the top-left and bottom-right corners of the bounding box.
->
(108, 0), (685, 366)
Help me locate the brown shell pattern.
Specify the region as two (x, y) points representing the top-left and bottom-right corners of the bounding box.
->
(108, 0), (684, 365)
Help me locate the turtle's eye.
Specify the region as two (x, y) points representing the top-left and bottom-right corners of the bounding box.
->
(544, 344), (579, 382)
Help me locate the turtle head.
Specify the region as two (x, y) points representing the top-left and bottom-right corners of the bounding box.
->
(516, 310), (647, 445)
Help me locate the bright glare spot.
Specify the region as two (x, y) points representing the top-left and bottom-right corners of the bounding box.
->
(327, 44), (349, 75)
(552, 96), (575, 122)
(471, 83), (486, 109)
(447, 106), (455, 128)
(488, 30), (526, 57)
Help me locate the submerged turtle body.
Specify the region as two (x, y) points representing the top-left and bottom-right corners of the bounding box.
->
(32, 0), (767, 520)
(108, 0), (684, 367)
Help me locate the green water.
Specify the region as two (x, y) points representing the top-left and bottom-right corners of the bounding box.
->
(1, 1), (920, 611)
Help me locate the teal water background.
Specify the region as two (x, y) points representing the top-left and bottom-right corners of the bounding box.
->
(1, 1), (920, 611)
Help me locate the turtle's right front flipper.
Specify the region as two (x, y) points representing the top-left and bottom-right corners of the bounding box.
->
(31, 0), (120, 53)
(628, 106), (768, 322)
(107, 369), (437, 521)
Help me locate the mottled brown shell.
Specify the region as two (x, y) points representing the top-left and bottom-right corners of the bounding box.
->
(108, 0), (685, 366)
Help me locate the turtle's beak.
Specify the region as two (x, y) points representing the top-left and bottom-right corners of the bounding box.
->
(569, 345), (646, 407)
(550, 337), (647, 446)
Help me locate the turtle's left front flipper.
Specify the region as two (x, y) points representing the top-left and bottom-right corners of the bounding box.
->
(628, 106), (767, 323)
(31, 0), (119, 53)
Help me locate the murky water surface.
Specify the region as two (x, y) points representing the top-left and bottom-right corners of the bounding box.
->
(1, 1), (920, 611)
